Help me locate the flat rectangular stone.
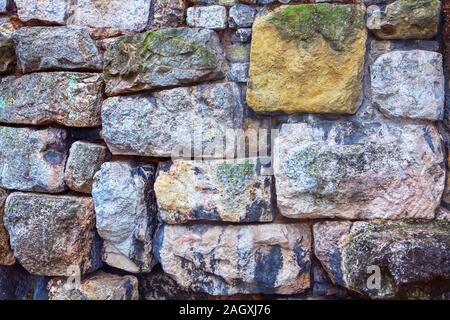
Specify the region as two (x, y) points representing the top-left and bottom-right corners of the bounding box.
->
(12, 26), (102, 73)
(15, 0), (70, 24)
(103, 28), (225, 96)
(102, 82), (243, 157)
(274, 121), (445, 220)
(155, 158), (274, 223)
(155, 223), (311, 295)
(0, 72), (103, 127)
(186, 6), (227, 30)
(0, 126), (68, 193)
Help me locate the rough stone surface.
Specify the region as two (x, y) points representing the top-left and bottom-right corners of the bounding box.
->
(367, 0), (441, 40)
(154, 223), (311, 295)
(273, 122), (445, 220)
(71, 0), (151, 32)
(12, 26), (102, 73)
(0, 25), (15, 75)
(15, 0), (70, 24)
(104, 28), (225, 96)
(153, 0), (186, 28)
(0, 188), (14, 266)
(228, 63), (249, 83)
(155, 158), (274, 223)
(314, 221), (450, 298)
(0, 126), (68, 193)
(247, 4), (367, 114)
(48, 271), (139, 300)
(4, 193), (102, 276)
(371, 50), (445, 120)
(0, 0), (6, 13)
(232, 28), (252, 43)
(92, 162), (157, 273)
(225, 44), (250, 63)
(102, 82), (243, 157)
(64, 142), (110, 194)
(0, 73), (103, 127)
(229, 4), (257, 28)
(0, 265), (33, 300)
(186, 6), (227, 30)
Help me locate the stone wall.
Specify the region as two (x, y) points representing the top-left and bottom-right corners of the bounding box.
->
(0, 0), (449, 300)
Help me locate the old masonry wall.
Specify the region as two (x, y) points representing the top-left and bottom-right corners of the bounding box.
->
(0, 0), (450, 300)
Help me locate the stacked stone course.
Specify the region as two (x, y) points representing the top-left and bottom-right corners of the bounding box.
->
(0, 0), (449, 300)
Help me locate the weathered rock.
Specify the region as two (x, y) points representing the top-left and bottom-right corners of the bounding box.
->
(48, 271), (139, 300)
(228, 63), (249, 83)
(153, 0), (186, 28)
(15, 0), (70, 24)
(247, 4), (367, 114)
(0, 126), (68, 193)
(314, 221), (450, 299)
(229, 4), (257, 28)
(367, 0), (441, 40)
(232, 28), (252, 43)
(0, 265), (33, 300)
(64, 142), (110, 194)
(0, 189), (14, 266)
(371, 50), (444, 120)
(273, 122), (445, 219)
(102, 82), (243, 157)
(71, 0), (151, 32)
(92, 162), (157, 273)
(369, 39), (440, 63)
(0, 0), (7, 13)
(0, 73), (103, 127)
(225, 44), (250, 63)
(155, 158), (274, 224)
(0, 26), (15, 75)
(154, 223), (311, 295)
(104, 28), (225, 96)
(192, 0), (237, 6)
(12, 26), (102, 73)
(4, 193), (102, 276)
(138, 270), (207, 300)
(186, 6), (227, 30)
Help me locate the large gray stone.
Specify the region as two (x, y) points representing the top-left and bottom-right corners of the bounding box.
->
(48, 271), (139, 300)
(102, 82), (243, 157)
(273, 121), (445, 220)
(0, 72), (103, 127)
(154, 158), (274, 224)
(92, 162), (157, 273)
(4, 192), (102, 276)
(103, 28), (225, 96)
(64, 141), (110, 194)
(314, 221), (450, 299)
(367, 0), (441, 40)
(186, 5), (227, 30)
(15, 0), (70, 25)
(371, 50), (445, 120)
(0, 126), (68, 193)
(154, 223), (311, 295)
(229, 4), (256, 28)
(12, 26), (102, 73)
(71, 0), (151, 32)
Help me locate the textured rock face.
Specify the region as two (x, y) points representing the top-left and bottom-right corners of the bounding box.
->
(71, 0), (151, 32)
(367, 0), (441, 40)
(48, 271), (139, 300)
(0, 29), (15, 75)
(64, 142), (110, 194)
(314, 221), (450, 299)
(102, 82), (243, 157)
(92, 162), (157, 273)
(15, 0), (70, 24)
(154, 223), (311, 295)
(0, 126), (68, 193)
(153, 0), (186, 28)
(229, 4), (256, 28)
(0, 0), (6, 13)
(273, 122), (445, 220)
(4, 193), (102, 276)
(0, 189), (14, 266)
(12, 26), (102, 73)
(371, 50), (445, 120)
(104, 28), (225, 96)
(247, 4), (367, 114)
(186, 5), (227, 30)
(0, 73), (103, 127)
(155, 158), (274, 224)
(0, 265), (33, 300)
